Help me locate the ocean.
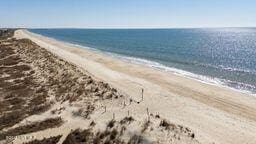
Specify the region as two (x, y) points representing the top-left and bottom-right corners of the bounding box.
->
(30, 28), (256, 94)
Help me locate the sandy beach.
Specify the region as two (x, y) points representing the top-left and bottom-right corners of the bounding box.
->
(1, 29), (255, 144)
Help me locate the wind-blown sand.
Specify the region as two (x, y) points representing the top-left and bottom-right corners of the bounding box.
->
(12, 29), (256, 144)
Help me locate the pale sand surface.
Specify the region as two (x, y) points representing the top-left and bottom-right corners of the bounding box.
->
(14, 30), (256, 144)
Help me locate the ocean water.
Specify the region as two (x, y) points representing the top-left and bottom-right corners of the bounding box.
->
(30, 28), (256, 94)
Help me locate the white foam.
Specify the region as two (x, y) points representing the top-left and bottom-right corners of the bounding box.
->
(108, 53), (225, 85)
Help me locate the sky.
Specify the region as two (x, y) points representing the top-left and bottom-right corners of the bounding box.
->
(0, 0), (256, 28)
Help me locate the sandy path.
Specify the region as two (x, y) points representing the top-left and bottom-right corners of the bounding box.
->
(15, 29), (256, 144)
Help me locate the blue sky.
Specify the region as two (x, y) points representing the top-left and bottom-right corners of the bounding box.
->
(0, 0), (255, 28)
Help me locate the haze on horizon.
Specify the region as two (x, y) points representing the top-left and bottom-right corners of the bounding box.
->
(0, 0), (256, 28)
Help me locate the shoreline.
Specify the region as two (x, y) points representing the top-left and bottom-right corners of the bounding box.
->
(27, 29), (256, 96)
(15, 29), (256, 144)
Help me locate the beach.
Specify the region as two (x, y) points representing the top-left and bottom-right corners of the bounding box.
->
(10, 29), (256, 143)
(1, 29), (198, 144)
(1, 29), (256, 144)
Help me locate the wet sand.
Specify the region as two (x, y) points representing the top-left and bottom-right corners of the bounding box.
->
(11, 29), (256, 144)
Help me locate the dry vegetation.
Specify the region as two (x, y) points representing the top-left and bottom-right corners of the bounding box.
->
(62, 114), (198, 144)
(23, 135), (62, 144)
(0, 30), (122, 143)
(0, 117), (63, 141)
(0, 38), (52, 132)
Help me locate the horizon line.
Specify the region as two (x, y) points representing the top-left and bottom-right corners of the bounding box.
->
(11, 26), (256, 30)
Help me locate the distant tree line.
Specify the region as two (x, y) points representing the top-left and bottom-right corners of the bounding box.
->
(0, 29), (16, 39)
